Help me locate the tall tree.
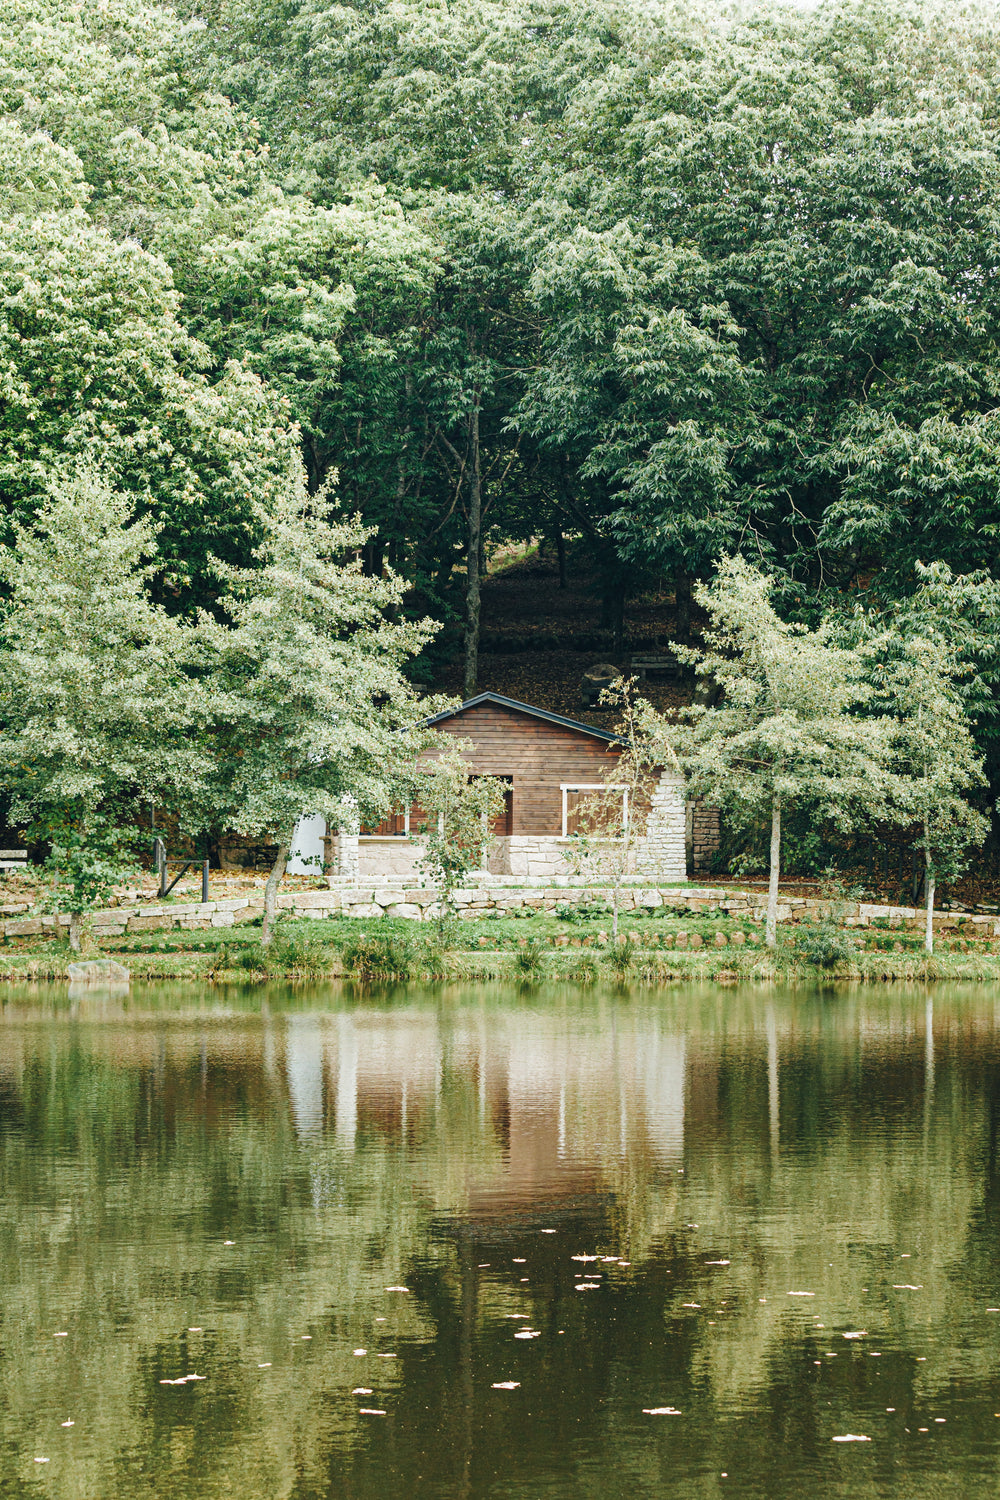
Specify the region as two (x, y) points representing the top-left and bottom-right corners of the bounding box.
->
(0, 469), (205, 947)
(676, 557), (896, 947)
(197, 474), (440, 943)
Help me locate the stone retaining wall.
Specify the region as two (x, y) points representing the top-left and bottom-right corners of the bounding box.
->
(3, 883), (998, 940)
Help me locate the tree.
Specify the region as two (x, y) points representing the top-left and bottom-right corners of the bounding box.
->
(569, 679), (678, 940)
(197, 473), (439, 944)
(676, 557), (896, 948)
(0, 468), (205, 948)
(859, 598), (989, 953)
(413, 743), (506, 926)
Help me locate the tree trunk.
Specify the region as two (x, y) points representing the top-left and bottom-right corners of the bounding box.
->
(463, 395), (482, 700)
(262, 841), (290, 947)
(555, 526), (567, 589)
(765, 790), (781, 949)
(924, 833), (935, 955)
(674, 568), (692, 644)
(69, 912), (82, 953)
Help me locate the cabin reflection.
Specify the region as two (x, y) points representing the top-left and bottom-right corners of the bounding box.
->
(281, 1011), (686, 1212)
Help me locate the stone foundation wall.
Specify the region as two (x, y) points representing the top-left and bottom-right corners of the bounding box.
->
(639, 772), (687, 881)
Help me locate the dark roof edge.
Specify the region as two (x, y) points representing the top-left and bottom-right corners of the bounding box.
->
(424, 692), (620, 743)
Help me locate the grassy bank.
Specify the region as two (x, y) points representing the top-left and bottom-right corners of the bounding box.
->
(1, 907), (998, 986)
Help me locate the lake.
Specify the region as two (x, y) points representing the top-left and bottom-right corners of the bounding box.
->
(2, 979), (1000, 1497)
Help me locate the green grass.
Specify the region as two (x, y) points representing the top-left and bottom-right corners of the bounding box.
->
(0, 907), (996, 985)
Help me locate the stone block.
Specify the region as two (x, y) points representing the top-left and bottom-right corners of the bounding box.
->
(232, 906), (265, 925)
(5, 918), (41, 936)
(128, 916), (163, 933)
(385, 903), (422, 920)
(210, 912), (235, 928)
(283, 891), (335, 910)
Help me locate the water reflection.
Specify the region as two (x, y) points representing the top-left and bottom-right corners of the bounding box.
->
(1, 982), (1000, 1496)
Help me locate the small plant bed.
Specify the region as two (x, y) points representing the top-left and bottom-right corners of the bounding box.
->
(0, 907), (999, 986)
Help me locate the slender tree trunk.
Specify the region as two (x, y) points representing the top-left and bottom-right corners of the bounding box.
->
(674, 569), (692, 644)
(69, 913), (82, 953)
(924, 833), (935, 955)
(463, 395), (482, 700)
(765, 791), (781, 949)
(262, 841), (290, 947)
(555, 526), (567, 589)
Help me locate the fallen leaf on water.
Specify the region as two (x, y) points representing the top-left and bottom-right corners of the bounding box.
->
(53, 1332), (68, 1338)
(892, 1285), (922, 1291)
(492, 1382), (520, 1390)
(643, 1407), (682, 1416)
(787, 1291), (815, 1298)
(375, 1353), (396, 1359)
(842, 1332), (867, 1340)
(681, 1303), (701, 1309)
(353, 1388), (373, 1395)
(33, 1458), (49, 1464)
(706, 1260), (731, 1266)
(832, 1434), (870, 1443)
(541, 1229), (556, 1234)
(257, 1363), (271, 1369)
(572, 1255), (598, 1263)
(61, 1421), (73, 1428)
(187, 1327), (202, 1333)
(514, 1330), (540, 1339)
(358, 1409), (386, 1417)
(353, 1349), (367, 1356)
(385, 1287), (410, 1293)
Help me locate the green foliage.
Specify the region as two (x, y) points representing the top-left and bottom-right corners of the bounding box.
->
(791, 921), (858, 970)
(555, 902), (612, 923)
(214, 930), (332, 977)
(511, 935), (547, 982)
(197, 475), (439, 941)
(676, 557), (897, 945)
(603, 938), (634, 979)
(341, 930), (414, 981)
(414, 745), (507, 916)
(0, 469), (205, 946)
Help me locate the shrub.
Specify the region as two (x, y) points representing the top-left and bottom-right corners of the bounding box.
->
(604, 938), (634, 978)
(792, 920), (856, 969)
(341, 931), (413, 981)
(512, 936), (547, 982)
(555, 902), (611, 923)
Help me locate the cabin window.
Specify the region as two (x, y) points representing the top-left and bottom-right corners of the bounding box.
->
(561, 784), (628, 839)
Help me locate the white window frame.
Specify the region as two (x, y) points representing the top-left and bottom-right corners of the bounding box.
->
(560, 783), (628, 839)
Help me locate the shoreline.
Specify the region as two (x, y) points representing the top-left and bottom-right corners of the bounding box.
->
(1, 940), (998, 987)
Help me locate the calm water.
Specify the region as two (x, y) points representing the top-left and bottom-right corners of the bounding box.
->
(2, 981), (1000, 1497)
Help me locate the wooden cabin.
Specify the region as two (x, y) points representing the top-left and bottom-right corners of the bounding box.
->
(289, 693), (688, 884)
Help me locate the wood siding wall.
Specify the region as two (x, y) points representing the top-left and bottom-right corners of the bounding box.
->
(421, 702), (624, 836)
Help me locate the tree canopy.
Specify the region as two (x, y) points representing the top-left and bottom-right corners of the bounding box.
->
(5, 0), (1000, 794)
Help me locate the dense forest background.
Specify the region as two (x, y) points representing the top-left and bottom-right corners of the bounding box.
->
(6, 0), (1000, 869)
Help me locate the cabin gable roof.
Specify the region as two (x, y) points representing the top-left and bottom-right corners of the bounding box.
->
(424, 692), (619, 744)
